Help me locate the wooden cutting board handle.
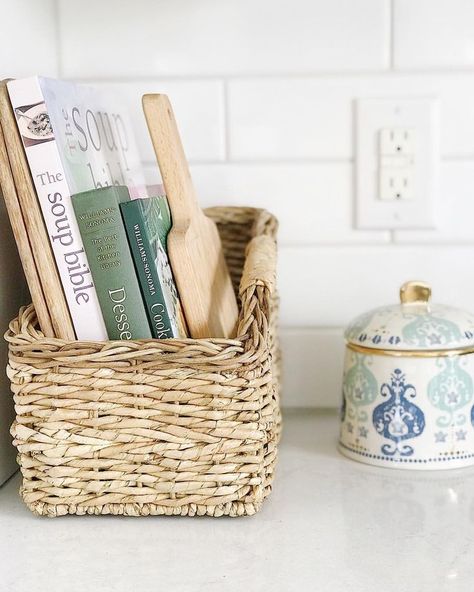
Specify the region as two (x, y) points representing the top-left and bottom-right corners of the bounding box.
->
(143, 95), (199, 227)
(143, 94), (239, 339)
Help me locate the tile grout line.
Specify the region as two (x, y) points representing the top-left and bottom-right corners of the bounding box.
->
(53, 0), (63, 77)
(222, 79), (231, 161)
(273, 241), (474, 248)
(389, 0), (395, 70)
(142, 156), (474, 167)
(143, 158), (355, 166)
(68, 68), (474, 83)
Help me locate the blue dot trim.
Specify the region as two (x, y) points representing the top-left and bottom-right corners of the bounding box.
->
(339, 441), (474, 463)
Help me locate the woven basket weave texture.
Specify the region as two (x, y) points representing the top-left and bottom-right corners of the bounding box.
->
(6, 207), (281, 517)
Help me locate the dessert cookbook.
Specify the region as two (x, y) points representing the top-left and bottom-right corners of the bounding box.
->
(72, 186), (152, 340)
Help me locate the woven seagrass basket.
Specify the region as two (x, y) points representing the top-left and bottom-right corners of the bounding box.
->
(6, 206), (281, 517)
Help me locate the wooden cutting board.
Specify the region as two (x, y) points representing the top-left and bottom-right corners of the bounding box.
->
(0, 120), (55, 337)
(0, 80), (75, 340)
(142, 94), (239, 339)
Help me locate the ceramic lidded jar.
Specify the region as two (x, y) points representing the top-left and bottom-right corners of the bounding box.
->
(339, 281), (474, 470)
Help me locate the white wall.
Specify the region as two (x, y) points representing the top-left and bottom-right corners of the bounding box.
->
(3, 0), (474, 409)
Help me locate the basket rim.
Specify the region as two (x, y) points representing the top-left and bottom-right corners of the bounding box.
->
(6, 207), (278, 370)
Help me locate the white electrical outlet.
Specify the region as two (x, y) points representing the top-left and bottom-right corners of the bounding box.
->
(378, 128), (415, 201)
(379, 167), (414, 201)
(356, 98), (439, 229)
(379, 128), (416, 156)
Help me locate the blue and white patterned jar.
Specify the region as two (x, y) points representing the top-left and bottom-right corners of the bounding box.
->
(339, 281), (474, 470)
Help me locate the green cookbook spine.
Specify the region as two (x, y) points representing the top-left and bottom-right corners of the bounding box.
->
(71, 186), (152, 340)
(121, 198), (179, 338)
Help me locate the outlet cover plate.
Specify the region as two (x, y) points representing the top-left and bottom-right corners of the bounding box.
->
(356, 98), (439, 229)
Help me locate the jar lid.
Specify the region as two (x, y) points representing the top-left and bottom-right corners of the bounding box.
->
(345, 281), (474, 352)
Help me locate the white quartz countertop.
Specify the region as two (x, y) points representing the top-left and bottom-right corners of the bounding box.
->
(1, 409), (474, 592)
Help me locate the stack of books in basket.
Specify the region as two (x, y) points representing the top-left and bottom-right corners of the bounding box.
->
(0, 76), (187, 342)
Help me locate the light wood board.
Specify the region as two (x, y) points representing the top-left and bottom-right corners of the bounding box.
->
(143, 94), (239, 339)
(0, 80), (75, 339)
(0, 120), (54, 337)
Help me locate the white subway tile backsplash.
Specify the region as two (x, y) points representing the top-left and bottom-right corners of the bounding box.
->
(281, 328), (344, 407)
(184, 163), (388, 244)
(229, 74), (474, 160)
(279, 245), (474, 326)
(0, 0), (57, 78)
(3, 0), (474, 409)
(394, 161), (474, 244)
(229, 78), (354, 160)
(229, 79), (352, 160)
(394, 0), (474, 69)
(58, 0), (390, 77)
(86, 81), (225, 163)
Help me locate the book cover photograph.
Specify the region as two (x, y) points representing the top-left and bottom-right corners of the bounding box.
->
(13, 102), (54, 147)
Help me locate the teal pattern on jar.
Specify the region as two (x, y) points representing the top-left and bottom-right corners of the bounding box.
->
(402, 315), (463, 348)
(343, 353), (378, 422)
(427, 357), (473, 428)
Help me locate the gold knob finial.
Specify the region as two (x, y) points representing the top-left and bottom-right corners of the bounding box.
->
(400, 281), (431, 305)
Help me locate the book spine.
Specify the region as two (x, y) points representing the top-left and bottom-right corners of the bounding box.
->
(122, 204), (176, 339)
(72, 188), (152, 340)
(7, 78), (108, 340)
